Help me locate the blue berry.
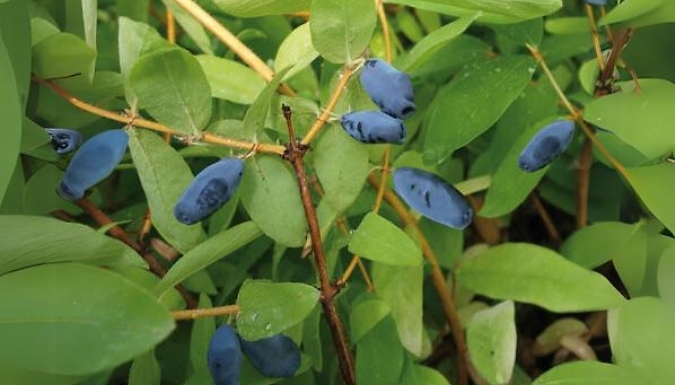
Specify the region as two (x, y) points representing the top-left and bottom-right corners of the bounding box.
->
(359, 59), (416, 119)
(583, 0), (606, 5)
(340, 110), (407, 144)
(46, 128), (83, 155)
(174, 157), (245, 225)
(57, 129), (129, 201)
(239, 334), (301, 378)
(208, 325), (243, 385)
(518, 120), (575, 172)
(393, 167), (473, 230)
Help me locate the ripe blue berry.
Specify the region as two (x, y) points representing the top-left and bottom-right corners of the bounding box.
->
(359, 59), (416, 119)
(57, 129), (129, 201)
(208, 325), (243, 385)
(46, 128), (82, 154)
(583, 0), (606, 5)
(393, 167), (473, 230)
(518, 120), (575, 173)
(239, 334), (301, 378)
(340, 110), (407, 144)
(174, 157), (245, 225)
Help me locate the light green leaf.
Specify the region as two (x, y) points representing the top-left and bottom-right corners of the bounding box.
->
(350, 293), (391, 343)
(110, 267), (184, 311)
(196, 55), (266, 104)
(585, 79), (675, 159)
(189, 294), (215, 375)
(628, 163), (675, 236)
(212, 0), (311, 17)
(467, 301), (516, 385)
(532, 362), (642, 385)
(560, 221), (644, 269)
(240, 156), (307, 247)
(128, 129), (206, 253)
(424, 55), (535, 163)
(310, 0), (377, 63)
(456, 243), (626, 312)
(129, 47), (211, 135)
(356, 316), (405, 385)
(0, 263), (174, 375)
(240, 66), (292, 139)
(372, 262), (424, 355)
(0, 215), (144, 276)
(236, 280), (320, 340)
(314, 125), (370, 213)
(599, 0), (664, 25)
(129, 350), (160, 385)
(0, 33), (21, 202)
(389, 0), (561, 24)
(155, 221), (262, 297)
(400, 361), (451, 385)
(480, 117), (562, 218)
(0, 0), (31, 109)
(275, 23), (320, 80)
(399, 13), (478, 72)
(118, 17), (169, 78)
(349, 213), (422, 266)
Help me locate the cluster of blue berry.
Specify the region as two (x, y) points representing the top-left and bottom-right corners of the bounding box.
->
(208, 325), (301, 385)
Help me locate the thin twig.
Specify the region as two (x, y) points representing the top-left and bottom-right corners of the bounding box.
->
(576, 138), (593, 228)
(530, 193), (561, 244)
(368, 173), (469, 385)
(172, 305), (239, 320)
(284, 109), (356, 385)
(375, 0), (392, 63)
(170, 0), (295, 96)
(584, 4), (605, 72)
(166, 8), (177, 44)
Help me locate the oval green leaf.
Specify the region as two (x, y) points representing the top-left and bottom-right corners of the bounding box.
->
(456, 243), (626, 312)
(236, 280), (320, 340)
(0, 263), (174, 375)
(196, 55), (266, 104)
(532, 362), (642, 385)
(467, 301), (516, 385)
(628, 163), (675, 236)
(212, 0), (311, 17)
(349, 213), (423, 266)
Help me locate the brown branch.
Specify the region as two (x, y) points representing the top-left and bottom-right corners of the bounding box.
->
(531, 193), (561, 244)
(283, 109), (356, 385)
(576, 138), (593, 229)
(368, 173), (469, 385)
(74, 197), (197, 308)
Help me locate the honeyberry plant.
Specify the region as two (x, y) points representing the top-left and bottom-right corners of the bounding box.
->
(3, 0), (675, 384)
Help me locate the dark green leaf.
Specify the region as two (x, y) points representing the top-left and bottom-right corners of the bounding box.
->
(0, 32), (21, 202)
(389, 0), (561, 24)
(129, 350), (160, 385)
(32, 32), (96, 83)
(356, 316), (405, 385)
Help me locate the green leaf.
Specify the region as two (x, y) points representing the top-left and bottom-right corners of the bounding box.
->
(128, 129), (206, 253)
(456, 243), (626, 312)
(118, 17), (169, 78)
(607, 297), (675, 383)
(0, 32), (21, 202)
(492, 18), (544, 47)
(196, 55), (266, 104)
(480, 117), (561, 218)
(22, 164), (76, 215)
(424, 55), (535, 163)
(628, 163), (675, 236)
(110, 267), (184, 311)
(117, 0), (150, 22)
(240, 66), (291, 139)
(275, 22), (320, 80)
(467, 301), (516, 385)
(0, 215), (144, 276)
(658, 246), (675, 305)
(349, 213), (423, 266)
(350, 293), (391, 343)
(155, 221), (262, 297)
(585, 79), (675, 159)
(189, 294), (215, 375)
(314, 125), (370, 213)
(32, 32), (96, 83)
(129, 47), (211, 136)
(240, 156), (307, 247)
(0, 263), (174, 375)
(212, 0), (311, 17)
(599, 0), (664, 26)
(356, 316), (405, 385)
(162, 0), (213, 54)
(0, 0), (31, 109)
(309, 0), (377, 63)
(398, 13), (478, 72)
(399, 361), (451, 385)
(129, 350), (160, 385)
(388, 0), (561, 24)
(236, 280), (320, 340)
(532, 362), (642, 385)
(560, 221), (644, 269)
(372, 262), (424, 355)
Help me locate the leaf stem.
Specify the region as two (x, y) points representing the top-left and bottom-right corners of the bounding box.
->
(166, 8), (177, 44)
(375, 0), (393, 63)
(172, 305), (239, 320)
(170, 0), (295, 96)
(368, 173), (469, 385)
(284, 109), (356, 385)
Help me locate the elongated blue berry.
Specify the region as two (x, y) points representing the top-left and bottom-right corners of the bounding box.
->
(174, 157), (245, 225)
(208, 325), (243, 385)
(583, 0), (606, 5)
(46, 128), (83, 154)
(340, 110), (407, 144)
(359, 59), (416, 119)
(393, 167), (473, 230)
(239, 334), (301, 378)
(518, 120), (575, 172)
(57, 129), (129, 201)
